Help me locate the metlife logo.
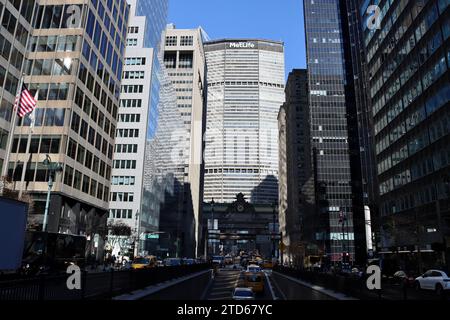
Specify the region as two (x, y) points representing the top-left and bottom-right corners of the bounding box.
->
(228, 42), (256, 49)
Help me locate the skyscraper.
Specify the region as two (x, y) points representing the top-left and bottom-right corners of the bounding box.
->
(303, 0), (366, 264)
(360, 0), (450, 266)
(108, 0), (169, 256)
(161, 25), (207, 257)
(278, 69), (314, 265)
(2, 0), (129, 258)
(203, 39), (285, 205)
(0, 0), (34, 181)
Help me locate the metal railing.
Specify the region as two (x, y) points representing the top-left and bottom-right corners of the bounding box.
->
(0, 264), (210, 300)
(273, 266), (448, 300)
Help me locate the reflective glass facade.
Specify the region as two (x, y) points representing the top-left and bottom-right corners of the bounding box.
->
(361, 0), (450, 255)
(304, 0), (356, 262)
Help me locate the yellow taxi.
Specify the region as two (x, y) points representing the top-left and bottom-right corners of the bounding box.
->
(243, 272), (265, 294)
(131, 256), (157, 270)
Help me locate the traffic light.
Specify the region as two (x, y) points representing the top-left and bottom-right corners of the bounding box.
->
(342, 252), (350, 263)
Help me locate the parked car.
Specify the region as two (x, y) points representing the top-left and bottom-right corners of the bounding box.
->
(231, 287), (255, 300)
(164, 258), (182, 266)
(390, 270), (416, 287)
(415, 270), (450, 295)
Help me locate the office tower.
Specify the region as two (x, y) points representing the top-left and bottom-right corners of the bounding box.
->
(0, 0), (34, 189)
(203, 39), (285, 204)
(108, 0), (169, 256)
(161, 25), (207, 258)
(360, 0), (450, 266)
(278, 69), (314, 265)
(3, 0), (129, 258)
(303, 0), (367, 264)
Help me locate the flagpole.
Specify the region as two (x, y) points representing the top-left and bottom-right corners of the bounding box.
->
(0, 75), (24, 195)
(18, 89), (38, 200)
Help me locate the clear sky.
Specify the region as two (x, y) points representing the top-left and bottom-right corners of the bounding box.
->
(167, 0), (306, 78)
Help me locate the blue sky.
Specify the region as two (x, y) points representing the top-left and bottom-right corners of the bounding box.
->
(167, 0), (306, 77)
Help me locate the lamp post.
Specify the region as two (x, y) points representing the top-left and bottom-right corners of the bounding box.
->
(42, 154), (62, 232)
(134, 210), (140, 257)
(211, 198), (215, 256)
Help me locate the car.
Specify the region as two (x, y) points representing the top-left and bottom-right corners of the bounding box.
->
(391, 271), (416, 287)
(131, 256), (157, 270)
(415, 270), (450, 295)
(231, 287), (255, 300)
(164, 258), (182, 266)
(246, 264), (262, 273)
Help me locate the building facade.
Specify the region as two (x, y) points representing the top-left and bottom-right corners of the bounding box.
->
(0, 0), (34, 182)
(161, 25), (207, 258)
(278, 69), (314, 266)
(303, 0), (367, 264)
(360, 0), (450, 269)
(108, 0), (169, 257)
(3, 0), (129, 259)
(203, 39), (285, 205)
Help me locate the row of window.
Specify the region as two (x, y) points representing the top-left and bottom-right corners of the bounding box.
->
(71, 112), (114, 158)
(0, 64), (18, 95)
(74, 86), (117, 135)
(207, 81), (285, 88)
(0, 33), (24, 71)
(121, 85), (143, 93)
(125, 57), (146, 65)
(122, 70), (144, 79)
(111, 175), (135, 185)
(114, 144), (137, 153)
(67, 138), (111, 179)
(109, 209), (132, 219)
(120, 99), (142, 108)
(113, 159), (136, 169)
(64, 164), (109, 201)
(2, 6), (30, 47)
(165, 35), (194, 46)
(116, 129), (139, 138)
(17, 108), (65, 127)
(28, 35), (78, 53)
(110, 192), (134, 202)
(118, 113), (140, 123)
(12, 135), (61, 154)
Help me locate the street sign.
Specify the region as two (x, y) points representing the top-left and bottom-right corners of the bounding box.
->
(279, 242), (286, 252)
(147, 234), (159, 239)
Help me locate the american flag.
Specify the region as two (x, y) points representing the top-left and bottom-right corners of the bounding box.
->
(14, 84), (37, 118)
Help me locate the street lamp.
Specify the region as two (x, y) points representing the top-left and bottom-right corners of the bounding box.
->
(272, 201), (277, 260)
(211, 198), (215, 256)
(42, 154), (62, 232)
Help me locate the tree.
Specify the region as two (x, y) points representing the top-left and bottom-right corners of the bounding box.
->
(105, 221), (132, 256)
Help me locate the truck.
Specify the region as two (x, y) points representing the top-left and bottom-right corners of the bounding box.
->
(0, 196), (28, 272)
(22, 231), (86, 275)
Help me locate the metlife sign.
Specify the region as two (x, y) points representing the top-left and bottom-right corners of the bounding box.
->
(228, 42), (256, 49)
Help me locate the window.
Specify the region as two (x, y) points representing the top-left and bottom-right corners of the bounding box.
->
(165, 36), (177, 46)
(125, 57), (146, 65)
(2, 9), (17, 36)
(180, 36), (193, 46)
(126, 38), (137, 46)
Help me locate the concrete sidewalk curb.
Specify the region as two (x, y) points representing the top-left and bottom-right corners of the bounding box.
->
(273, 272), (359, 300)
(113, 269), (211, 300)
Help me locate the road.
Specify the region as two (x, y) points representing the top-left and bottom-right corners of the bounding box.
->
(204, 268), (329, 300)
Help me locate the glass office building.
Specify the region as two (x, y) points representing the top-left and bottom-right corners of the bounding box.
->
(361, 0), (450, 265)
(203, 39), (285, 205)
(303, 0), (358, 263)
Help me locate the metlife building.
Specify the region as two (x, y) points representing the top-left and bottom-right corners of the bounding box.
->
(203, 39), (285, 204)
